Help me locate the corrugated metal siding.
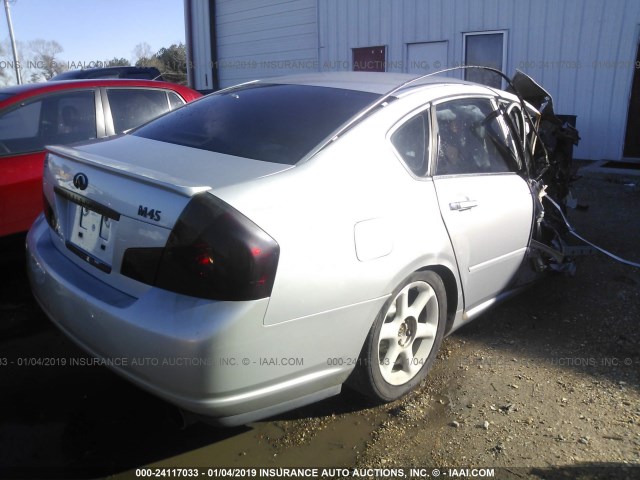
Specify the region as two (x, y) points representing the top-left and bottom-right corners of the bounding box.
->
(189, 0), (640, 159)
(188, 0), (213, 90)
(316, 0), (640, 160)
(215, 0), (318, 87)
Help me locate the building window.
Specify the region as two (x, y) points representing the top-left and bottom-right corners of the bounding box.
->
(353, 46), (386, 72)
(463, 31), (507, 88)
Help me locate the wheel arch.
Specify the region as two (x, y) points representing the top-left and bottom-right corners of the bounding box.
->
(416, 264), (458, 335)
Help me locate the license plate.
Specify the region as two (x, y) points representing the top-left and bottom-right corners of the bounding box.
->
(68, 203), (116, 273)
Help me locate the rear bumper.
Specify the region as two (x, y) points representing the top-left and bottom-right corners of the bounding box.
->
(27, 216), (380, 424)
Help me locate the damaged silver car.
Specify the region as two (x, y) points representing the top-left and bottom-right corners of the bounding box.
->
(27, 71), (580, 425)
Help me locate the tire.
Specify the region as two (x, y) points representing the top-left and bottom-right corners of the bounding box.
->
(348, 270), (447, 402)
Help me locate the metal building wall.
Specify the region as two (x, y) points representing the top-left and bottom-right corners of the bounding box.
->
(186, 0), (215, 91)
(188, 0), (640, 160)
(316, 0), (640, 160)
(215, 0), (319, 87)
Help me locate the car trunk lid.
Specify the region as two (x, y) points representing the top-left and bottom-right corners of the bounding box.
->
(43, 135), (291, 296)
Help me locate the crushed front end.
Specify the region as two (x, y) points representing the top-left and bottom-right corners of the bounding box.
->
(509, 71), (592, 276)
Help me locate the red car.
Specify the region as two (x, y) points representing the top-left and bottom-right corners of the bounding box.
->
(0, 79), (201, 237)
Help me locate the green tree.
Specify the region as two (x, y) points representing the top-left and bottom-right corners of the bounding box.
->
(133, 42), (187, 84)
(107, 57), (130, 67)
(153, 43), (187, 84)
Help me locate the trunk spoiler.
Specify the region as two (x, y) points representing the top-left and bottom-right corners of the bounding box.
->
(47, 144), (212, 198)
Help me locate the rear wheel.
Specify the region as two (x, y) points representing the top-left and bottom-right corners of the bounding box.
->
(348, 271), (447, 402)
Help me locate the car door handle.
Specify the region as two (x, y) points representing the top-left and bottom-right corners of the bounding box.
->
(449, 200), (478, 211)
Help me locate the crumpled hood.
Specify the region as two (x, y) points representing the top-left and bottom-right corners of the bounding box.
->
(509, 70), (555, 117)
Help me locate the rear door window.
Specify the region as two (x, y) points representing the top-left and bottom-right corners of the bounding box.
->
(53, 93), (97, 143)
(435, 97), (517, 175)
(106, 89), (172, 133)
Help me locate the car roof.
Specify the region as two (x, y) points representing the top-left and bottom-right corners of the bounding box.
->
(0, 79), (200, 107)
(257, 71), (475, 95)
(256, 71), (529, 110)
(50, 66), (163, 81)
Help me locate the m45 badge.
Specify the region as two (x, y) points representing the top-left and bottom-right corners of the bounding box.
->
(138, 205), (161, 222)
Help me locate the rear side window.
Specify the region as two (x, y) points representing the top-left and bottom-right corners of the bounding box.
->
(133, 84), (379, 165)
(391, 110), (430, 177)
(107, 89), (171, 133)
(0, 90), (96, 156)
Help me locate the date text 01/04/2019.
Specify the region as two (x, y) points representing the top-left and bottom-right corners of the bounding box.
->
(134, 467), (497, 478)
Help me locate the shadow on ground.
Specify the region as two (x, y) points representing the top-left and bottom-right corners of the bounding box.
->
(0, 237), (248, 477)
(0, 235), (376, 478)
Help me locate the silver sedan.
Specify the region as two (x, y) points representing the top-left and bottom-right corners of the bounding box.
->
(27, 71), (576, 426)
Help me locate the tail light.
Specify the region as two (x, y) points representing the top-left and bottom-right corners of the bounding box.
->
(43, 193), (60, 235)
(43, 155), (61, 236)
(122, 193), (279, 301)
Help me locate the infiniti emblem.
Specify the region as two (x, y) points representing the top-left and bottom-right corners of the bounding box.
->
(73, 173), (89, 190)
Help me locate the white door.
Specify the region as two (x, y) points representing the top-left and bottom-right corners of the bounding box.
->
(407, 42), (448, 75)
(432, 97), (534, 310)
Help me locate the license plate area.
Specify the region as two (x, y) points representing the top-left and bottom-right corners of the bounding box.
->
(56, 187), (120, 274)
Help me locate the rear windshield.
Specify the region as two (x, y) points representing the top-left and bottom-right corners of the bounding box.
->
(132, 83), (379, 165)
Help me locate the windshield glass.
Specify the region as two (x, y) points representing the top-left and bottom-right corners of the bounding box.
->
(133, 83), (379, 165)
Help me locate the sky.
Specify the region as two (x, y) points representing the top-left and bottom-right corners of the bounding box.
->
(1, 0), (185, 82)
